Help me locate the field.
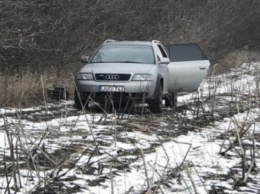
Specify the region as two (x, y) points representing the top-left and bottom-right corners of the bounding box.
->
(0, 63), (260, 194)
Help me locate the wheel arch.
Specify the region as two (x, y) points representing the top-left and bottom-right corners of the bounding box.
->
(157, 74), (164, 93)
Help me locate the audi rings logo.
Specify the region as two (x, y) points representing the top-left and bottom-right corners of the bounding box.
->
(105, 75), (119, 80)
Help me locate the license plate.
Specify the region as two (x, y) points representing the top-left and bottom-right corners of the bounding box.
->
(99, 86), (125, 92)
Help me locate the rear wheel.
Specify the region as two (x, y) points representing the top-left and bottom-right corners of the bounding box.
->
(165, 93), (177, 108)
(149, 80), (162, 113)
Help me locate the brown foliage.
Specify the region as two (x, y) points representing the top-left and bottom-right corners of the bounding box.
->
(0, 0), (260, 73)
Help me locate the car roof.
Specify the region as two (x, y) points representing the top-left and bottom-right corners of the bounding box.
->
(102, 40), (153, 46)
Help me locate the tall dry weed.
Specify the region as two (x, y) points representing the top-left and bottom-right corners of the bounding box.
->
(0, 68), (75, 107)
(210, 50), (260, 75)
(0, 73), (46, 107)
(223, 50), (260, 68)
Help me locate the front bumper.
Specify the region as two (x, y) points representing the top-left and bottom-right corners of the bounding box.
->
(76, 80), (155, 102)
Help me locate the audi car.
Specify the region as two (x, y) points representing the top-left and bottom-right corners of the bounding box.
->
(74, 39), (170, 111)
(74, 39), (210, 112)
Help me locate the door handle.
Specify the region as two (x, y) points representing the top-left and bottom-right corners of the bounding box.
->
(199, 67), (206, 70)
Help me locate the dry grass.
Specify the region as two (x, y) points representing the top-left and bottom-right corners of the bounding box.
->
(210, 50), (260, 75)
(0, 73), (46, 107)
(223, 50), (260, 68)
(0, 72), (74, 107)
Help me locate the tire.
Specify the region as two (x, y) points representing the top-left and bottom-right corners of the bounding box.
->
(74, 89), (87, 109)
(165, 93), (177, 108)
(149, 80), (162, 113)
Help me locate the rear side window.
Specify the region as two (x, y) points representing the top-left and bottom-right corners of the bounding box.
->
(168, 44), (207, 62)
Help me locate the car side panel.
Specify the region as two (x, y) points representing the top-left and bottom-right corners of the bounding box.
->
(168, 60), (210, 92)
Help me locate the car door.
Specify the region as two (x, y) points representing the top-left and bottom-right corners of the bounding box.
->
(167, 44), (210, 92)
(153, 44), (170, 95)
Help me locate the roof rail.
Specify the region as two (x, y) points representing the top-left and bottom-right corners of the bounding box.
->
(152, 40), (161, 44)
(104, 39), (116, 43)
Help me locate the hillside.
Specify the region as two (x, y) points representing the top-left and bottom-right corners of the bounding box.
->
(1, 0), (260, 106)
(1, 0), (260, 74)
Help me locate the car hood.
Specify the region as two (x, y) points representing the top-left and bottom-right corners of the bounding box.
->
(80, 63), (155, 74)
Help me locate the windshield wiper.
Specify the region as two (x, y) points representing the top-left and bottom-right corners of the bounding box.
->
(89, 61), (110, 63)
(115, 61), (141, 63)
(90, 61), (146, 63)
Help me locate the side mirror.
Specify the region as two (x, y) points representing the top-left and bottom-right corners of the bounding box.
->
(81, 56), (89, 63)
(159, 57), (170, 64)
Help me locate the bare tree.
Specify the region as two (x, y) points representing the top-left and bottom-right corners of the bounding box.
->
(0, 0), (260, 75)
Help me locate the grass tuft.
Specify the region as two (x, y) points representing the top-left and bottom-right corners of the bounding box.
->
(0, 73), (46, 107)
(211, 50), (260, 74)
(0, 72), (74, 107)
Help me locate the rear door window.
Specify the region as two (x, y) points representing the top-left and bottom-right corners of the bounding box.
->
(168, 44), (207, 62)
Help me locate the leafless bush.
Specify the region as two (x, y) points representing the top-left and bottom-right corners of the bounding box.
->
(1, 0), (260, 76)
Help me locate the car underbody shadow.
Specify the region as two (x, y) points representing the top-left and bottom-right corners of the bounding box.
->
(85, 100), (152, 116)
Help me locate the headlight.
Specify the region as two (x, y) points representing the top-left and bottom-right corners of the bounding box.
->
(76, 73), (93, 80)
(132, 74), (153, 81)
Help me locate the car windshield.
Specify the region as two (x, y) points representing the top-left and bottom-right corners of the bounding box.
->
(90, 45), (155, 64)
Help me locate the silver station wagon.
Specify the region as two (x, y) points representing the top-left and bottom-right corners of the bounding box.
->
(74, 39), (210, 113)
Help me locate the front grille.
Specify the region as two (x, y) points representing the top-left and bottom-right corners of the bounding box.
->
(95, 74), (131, 81)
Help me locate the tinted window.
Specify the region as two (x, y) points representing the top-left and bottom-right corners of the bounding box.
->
(91, 45), (155, 64)
(168, 44), (207, 62)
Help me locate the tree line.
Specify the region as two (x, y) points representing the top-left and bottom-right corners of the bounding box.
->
(0, 0), (260, 74)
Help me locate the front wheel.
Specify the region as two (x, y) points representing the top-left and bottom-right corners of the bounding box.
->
(74, 89), (88, 109)
(149, 81), (162, 113)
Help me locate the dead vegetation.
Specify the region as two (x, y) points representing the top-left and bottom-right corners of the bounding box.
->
(0, 0), (260, 106)
(0, 63), (260, 193)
